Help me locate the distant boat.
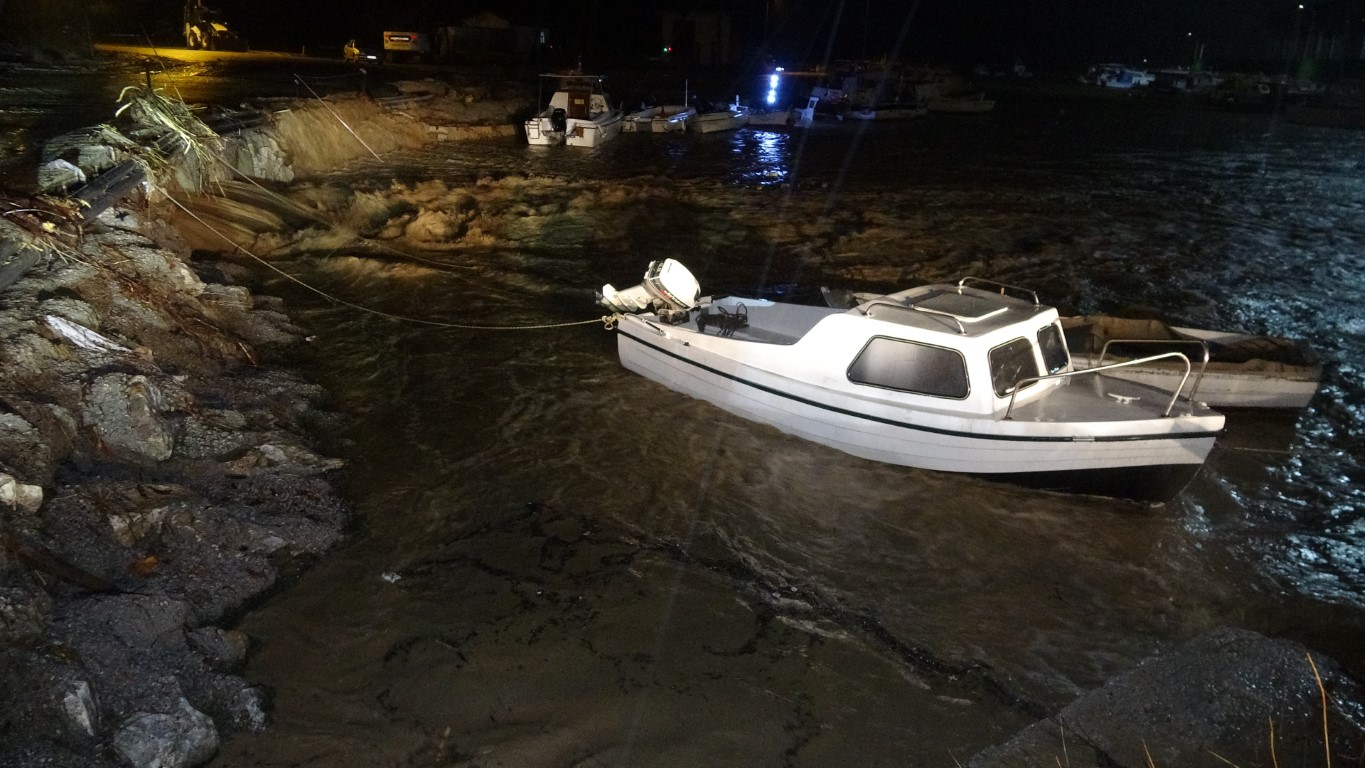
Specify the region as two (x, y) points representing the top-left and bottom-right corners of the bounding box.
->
(847, 104), (927, 120)
(687, 101), (751, 133)
(651, 105), (695, 133)
(1080, 63), (1155, 89)
(524, 73), (623, 148)
(622, 105), (661, 133)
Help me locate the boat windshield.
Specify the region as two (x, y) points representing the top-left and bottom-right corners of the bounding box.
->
(1037, 323), (1069, 374)
(989, 337), (1042, 396)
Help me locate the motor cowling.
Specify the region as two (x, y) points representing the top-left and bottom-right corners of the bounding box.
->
(598, 258), (701, 313)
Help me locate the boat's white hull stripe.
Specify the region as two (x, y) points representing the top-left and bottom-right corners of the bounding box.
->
(620, 330), (1220, 445)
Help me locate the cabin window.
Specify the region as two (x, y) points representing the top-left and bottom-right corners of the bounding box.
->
(1037, 323), (1069, 374)
(847, 337), (969, 399)
(989, 337), (1041, 397)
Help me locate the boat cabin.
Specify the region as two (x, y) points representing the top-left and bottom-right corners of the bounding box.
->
(843, 285), (1069, 410)
(546, 79), (610, 120)
(697, 281), (1074, 417)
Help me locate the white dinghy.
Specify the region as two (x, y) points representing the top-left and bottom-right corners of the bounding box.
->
(598, 260), (1225, 502)
(1061, 316), (1322, 410)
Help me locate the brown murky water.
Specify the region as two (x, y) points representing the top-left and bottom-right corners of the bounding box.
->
(213, 92), (1365, 766)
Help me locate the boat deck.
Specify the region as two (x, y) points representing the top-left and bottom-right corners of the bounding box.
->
(688, 299), (842, 345)
(1005, 374), (1201, 423)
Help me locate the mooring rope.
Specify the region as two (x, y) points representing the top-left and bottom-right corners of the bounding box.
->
(293, 74), (382, 160)
(164, 194), (619, 331)
(202, 150), (480, 272)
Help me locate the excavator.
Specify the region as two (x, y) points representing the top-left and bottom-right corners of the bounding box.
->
(182, 0), (244, 51)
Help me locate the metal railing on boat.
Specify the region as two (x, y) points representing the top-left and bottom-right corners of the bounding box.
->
(957, 277), (1040, 305)
(861, 299), (968, 334)
(1003, 351), (1200, 420)
(1095, 337), (1211, 407)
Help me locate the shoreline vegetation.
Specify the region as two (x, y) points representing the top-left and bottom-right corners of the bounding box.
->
(0, 44), (1362, 768)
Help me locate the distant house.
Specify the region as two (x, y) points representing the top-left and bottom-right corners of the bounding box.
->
(435, 11), (541, 60)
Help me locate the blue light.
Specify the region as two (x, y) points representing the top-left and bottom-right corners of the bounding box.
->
(769, 74), (779, 89)
(767, 89), (777, 105)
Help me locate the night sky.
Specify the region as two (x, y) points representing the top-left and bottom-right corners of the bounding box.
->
(114, 0), (1298, 71)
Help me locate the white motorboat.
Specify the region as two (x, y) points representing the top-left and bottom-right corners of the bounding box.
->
(1062, 316), (1322, 410)
(747, 98), (817, 130)
(598, 261), (1225, 502)
(622, 106), (661, 132)
(650, 105), (695, 133)
(746, 108), (795, 128)
(687, 101), (751, 133)
(524, 74), (623, 148)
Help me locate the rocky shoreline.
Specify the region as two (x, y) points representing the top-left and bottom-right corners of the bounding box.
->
(0, 61), (528, 767)
(0, 198), (349, 766)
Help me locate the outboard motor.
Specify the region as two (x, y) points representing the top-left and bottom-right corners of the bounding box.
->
(550, 108), (567, 134)
(598, 258), (701, 314)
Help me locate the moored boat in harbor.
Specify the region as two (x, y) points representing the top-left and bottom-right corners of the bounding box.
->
(524, 73), (623, 148)
(651, 104), (695, 133)
(687, 100), (751, 133)
(1062, 316), (1322, 409)
(598, 261), (1225, 502)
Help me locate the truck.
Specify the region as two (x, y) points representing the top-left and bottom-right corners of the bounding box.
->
(382, 31), (430, 63)
(183, 1), (244, 51)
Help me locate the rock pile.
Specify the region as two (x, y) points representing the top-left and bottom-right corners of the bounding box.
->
(0, 200), (347, 766)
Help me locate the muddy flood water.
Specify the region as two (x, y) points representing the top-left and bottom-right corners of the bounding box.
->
(211, 92), (1365, 766)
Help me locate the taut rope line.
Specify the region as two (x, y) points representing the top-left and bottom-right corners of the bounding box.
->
(165, 194), (618, 331)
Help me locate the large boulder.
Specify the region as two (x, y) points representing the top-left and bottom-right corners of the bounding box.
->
(112, 697), (219, 768)
(81, 373), (176, 463)
(970, 627), (1365, 768)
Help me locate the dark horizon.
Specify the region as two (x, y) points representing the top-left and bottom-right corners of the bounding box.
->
(8, 0), (1355, 74)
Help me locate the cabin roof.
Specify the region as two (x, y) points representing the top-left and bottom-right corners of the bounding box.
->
(856, 284), (1054, 339)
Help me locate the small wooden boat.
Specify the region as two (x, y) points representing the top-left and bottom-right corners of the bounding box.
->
(687, 102), (751, 133)
(599, 262), (1224, 502)
(650, 105), (695, 133)
(622, 106), (661, 132)
(1062, 316), (1322, 409)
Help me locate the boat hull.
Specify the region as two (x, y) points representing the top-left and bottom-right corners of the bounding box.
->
(524, 116), (565, 146)
(566, 113), (624, 148)
(619, 324), (1217, 504)
(650, 105), (693, 133)
(688, 108), (751, 133)
(616, 321), (1218, 501)
(565, 113), (625, 148)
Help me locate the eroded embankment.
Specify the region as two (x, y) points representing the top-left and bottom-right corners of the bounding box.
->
(0, 81), (521, 767)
